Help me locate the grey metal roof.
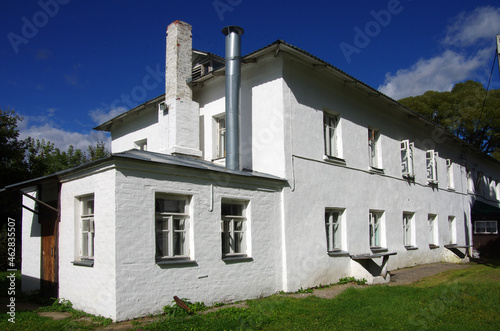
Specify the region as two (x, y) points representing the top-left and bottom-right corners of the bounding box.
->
(113, 149), (285, 181)
(4, 149), (285, 191)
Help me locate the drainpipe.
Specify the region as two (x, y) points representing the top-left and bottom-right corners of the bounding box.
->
(222, 25), (244, 171)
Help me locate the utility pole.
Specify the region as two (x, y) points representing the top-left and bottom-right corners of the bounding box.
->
(497, 34), (500, 78)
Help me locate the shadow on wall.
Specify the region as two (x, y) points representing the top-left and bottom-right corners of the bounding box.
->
(478, 237), (500, 258)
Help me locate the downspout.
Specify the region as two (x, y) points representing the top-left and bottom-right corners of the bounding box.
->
(222, 25), (244, 171)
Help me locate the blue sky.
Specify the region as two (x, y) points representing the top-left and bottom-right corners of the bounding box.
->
(2, 0), (500, 151)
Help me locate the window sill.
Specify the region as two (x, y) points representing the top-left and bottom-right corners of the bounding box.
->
(427, 180), (439, 187)
(370, 247), (388, 253)
(222, 255), (253, 263)
(156, 258), (196, 266)
(323, 155), (346, 166)
(327, 250), (350, 257)
(429, 244), (440, 249)
(369, 167), (384, 174)
(404, 245), (418, 250)
(72, 259), (94, 267)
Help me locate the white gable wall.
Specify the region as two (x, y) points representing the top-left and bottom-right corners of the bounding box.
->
(58, 166), (117, 320)
(112, 160), (283, 321)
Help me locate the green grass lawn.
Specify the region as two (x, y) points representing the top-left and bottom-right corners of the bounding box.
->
(1, 261), (499, 330)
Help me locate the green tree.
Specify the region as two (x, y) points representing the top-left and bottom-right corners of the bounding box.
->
(399, 80), (500, 157)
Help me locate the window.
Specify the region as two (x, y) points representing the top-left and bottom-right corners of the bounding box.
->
(217, 117), (226, 158)
(80, 196), (95, 260)
(428, 214), (439, 247)
(368, 128), (381, 169)
(155, 195), (190, 260)
(403, 212), (415, 248)
(135, 139), (147, 151)
(401, 140), (414, 177)
(369, 211), (384, 249)
(448, 216), (457, 245)
(325, 209), (344, 252)
(426, 150), (438, 184)
(474, 221), (498, 234)
(446, 159), (454, 189)
(324, 113), (339, 158)
(221, 201), (248, 257)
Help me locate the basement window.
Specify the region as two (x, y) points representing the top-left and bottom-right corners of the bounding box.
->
(474, 221), (498, 234)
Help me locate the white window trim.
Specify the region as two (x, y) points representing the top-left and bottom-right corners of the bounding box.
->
(369, 210), (385, 249)
(446, 159), (454, 190)
(474, 220), (498, 234)
(368, 128), (382, 170)
(221, 200), (249, 259)
(324, 112), (342, 159)
(325, 208), (346, 253)
(428, 214), (439, 248)
(80, 195), (95, 260)
(448, 216), (457, 245)
(426, 150), (438, 185)
(403, 212), (416, 248)
(155, 195), (191, 261)
(215, 116), (226, 159)
(401, 140), (415, 178)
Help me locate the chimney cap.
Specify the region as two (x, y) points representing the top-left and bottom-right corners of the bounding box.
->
(221, 26), (244, 36)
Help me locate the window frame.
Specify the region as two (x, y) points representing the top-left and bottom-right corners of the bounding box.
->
(221, 200), (248, 258)
(426, 150), (438, 184)
(216, 116), (226, 159)
(448, 216), (457, 245)
(324, 112), (340, 158)
(368, 128), (382, 170)
(369, 210), (385, 249)
(80, 195), (95, 261)
(428, 214), (439, 248)
(325, 209), (344, 253)
(474, 220), (498, 234)
(401, 140), (415, 178)
(446, 159), (454, 189)
(155, 194), (191, 261)
(402, 212), (417, 249)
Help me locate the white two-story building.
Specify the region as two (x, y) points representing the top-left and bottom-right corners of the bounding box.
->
(9, 20), (500, 321)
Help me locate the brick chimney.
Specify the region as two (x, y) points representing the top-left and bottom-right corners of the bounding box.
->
(160, 20), (201, 157)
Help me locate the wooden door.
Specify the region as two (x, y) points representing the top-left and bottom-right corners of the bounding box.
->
(40, 201), (58, 297)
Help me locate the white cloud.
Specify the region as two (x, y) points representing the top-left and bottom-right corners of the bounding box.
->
(378, 49), (490, 100)
(377, 6), (499, 100)
(17, 111), (111, 152)
(89, 106), (127, 125)
(442, 6), (500, 47)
